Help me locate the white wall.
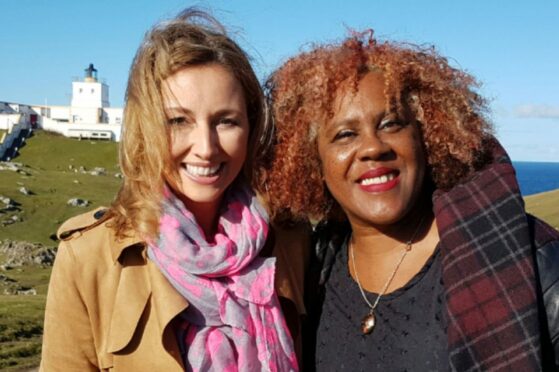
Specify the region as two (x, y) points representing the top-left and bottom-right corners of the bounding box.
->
(71, 81), (110, 108)
(41, 118), (122, 141)
(49, 106), (70, 121)
(103, 107), (123, 124)
(69, 106), (100, 123)
(1, 101), (123, 141)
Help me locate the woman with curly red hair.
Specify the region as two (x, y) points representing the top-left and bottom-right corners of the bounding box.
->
(263, 32), (559, 370)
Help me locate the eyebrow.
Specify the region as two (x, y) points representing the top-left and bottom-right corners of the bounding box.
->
(164, 106), (245, 118)
(329, 110), (389, 128)
(164, 106), (193, 117)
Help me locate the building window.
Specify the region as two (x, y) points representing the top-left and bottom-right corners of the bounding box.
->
(91, 89), (95, 94)
(79, 88), (83, 93)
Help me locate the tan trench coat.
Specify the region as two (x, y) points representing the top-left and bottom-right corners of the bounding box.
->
(40, 208), (310, 371)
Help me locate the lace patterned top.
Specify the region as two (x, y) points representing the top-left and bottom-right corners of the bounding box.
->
(315, 240), (447, 371)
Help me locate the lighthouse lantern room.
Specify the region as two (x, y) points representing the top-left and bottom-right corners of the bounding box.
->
(71, 63), (110, 110)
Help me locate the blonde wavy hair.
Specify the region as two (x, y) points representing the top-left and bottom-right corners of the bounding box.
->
(107, 9), (268, 239)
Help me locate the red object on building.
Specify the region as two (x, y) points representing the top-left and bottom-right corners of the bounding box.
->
(30, 114), (37, 128)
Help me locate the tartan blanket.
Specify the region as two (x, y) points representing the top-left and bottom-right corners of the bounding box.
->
(433, 140), (543, 371)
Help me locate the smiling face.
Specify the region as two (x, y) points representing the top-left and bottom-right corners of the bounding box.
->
(317, 71), (426, 227)
(163, 63), (249, 215)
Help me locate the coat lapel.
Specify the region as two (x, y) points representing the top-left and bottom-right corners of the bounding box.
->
(106, 245), (152, 353)
(105, 244), (188, 366)
(148, 260), (189, 338)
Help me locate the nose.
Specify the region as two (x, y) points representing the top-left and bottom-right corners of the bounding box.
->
(356, 130), (391, 161)
(191, 123), (219, 160)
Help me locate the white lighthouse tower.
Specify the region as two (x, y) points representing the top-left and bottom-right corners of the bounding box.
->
(69, 64), (110, 123)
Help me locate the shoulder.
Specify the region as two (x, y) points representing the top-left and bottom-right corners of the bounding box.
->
(57, 207), (109, 241)
(271, 219), (312, 267)
(529, 215), (559, 347)
(54, 208), (115, 271)
(311, 219), (350, 286)
(55, 207), (143, 267)
(526, 214), (559, 248)
(272, 220), (312, 244)
(528, 214), (559, 291)
(270, 220), (312, 312)
(530, 214), (559, 293)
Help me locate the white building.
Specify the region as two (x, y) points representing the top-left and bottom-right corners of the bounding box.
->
(0, 64), (123, 141)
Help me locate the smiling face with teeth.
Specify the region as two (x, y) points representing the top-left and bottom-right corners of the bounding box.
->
(163, 63), (249, 223)
(317, 71), (427, 228)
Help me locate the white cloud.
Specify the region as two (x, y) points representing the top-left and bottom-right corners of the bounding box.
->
(514, 104), (559, 119)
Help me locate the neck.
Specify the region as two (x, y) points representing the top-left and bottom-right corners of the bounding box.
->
(347, 202), (440, 294)
(179, 196), (222, 241)
(349, 200), (434, 257)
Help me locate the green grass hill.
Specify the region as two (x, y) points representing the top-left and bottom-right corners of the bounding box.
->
(525, 188), (559, 230)
(0, 130), (120, 370)
(1, 130), (120, 245)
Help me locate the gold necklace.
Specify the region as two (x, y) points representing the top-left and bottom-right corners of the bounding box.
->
(350, 216), (426, 335)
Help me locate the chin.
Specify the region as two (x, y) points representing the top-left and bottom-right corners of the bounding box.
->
(352, 204), (411, 227)
(179, 189), (223, 204)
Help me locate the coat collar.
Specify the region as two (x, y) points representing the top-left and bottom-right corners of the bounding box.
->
(107, 226), (145, 264)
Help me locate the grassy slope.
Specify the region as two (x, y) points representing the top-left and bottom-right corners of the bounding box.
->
(0, 131), (120, 371)
(0, 130), (121, 245)
(525, 188), (559, 229)
(0, 278), (48, 370)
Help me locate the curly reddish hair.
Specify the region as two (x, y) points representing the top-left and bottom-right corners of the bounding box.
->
(261, 32), (493, 221)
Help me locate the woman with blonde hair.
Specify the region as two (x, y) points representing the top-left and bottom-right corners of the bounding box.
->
(265, 32), (559, 370)
(40, 9), (306, 371)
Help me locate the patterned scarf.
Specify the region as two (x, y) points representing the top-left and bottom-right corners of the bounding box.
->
(434, 139), (542, 370)
(148, 184), (298, 372)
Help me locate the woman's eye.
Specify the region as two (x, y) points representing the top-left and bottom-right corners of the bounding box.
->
(217, 118), (238, 127)
(379, 119), (405, 132)
(333, 129), (355, 141)
(167, 117), (186, 126)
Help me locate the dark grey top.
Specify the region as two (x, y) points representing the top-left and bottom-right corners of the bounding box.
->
(315, 239), (447, 371)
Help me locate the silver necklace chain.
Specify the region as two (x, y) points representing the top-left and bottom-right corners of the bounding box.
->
(350, 215), (427, 313)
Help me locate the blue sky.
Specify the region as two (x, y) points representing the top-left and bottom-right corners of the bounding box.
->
(1, 0), (558, 161)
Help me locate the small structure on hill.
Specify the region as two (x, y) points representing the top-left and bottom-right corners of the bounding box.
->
(0, 64), (123, 141)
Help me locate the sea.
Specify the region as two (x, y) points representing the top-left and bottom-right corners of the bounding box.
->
(513, 161), (559, 196)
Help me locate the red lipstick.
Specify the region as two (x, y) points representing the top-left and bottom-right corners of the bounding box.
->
(357, 167), (400, 193)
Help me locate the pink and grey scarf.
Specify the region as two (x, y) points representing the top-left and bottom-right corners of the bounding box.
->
(148, 184), (298, 372)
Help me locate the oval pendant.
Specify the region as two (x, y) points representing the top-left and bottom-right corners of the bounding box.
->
(361, 312), (376, 334)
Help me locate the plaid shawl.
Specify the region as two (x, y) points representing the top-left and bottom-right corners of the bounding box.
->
(433, 140), (542, 371)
